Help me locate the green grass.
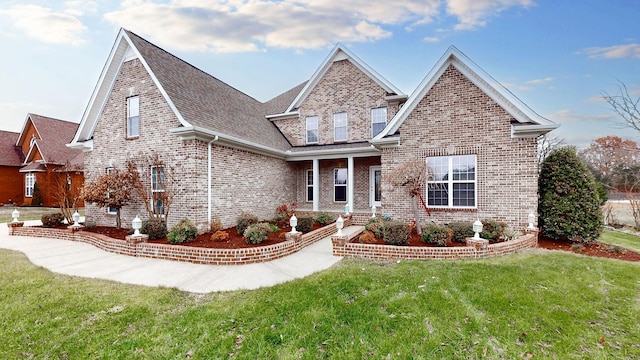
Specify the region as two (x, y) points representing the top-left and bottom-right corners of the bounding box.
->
(600, 230), (640, 253)
(1, 250), (639, 359)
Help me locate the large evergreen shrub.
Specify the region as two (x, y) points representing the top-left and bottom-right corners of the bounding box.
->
(538, 147), (602, 242)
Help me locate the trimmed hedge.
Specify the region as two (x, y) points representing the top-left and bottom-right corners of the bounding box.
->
(422, 223), (450, 247)
(167, 219), (197, 244)
(141, 218), (167, 240)
(383, 220), (410, 246)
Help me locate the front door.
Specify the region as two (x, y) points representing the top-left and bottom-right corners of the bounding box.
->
(370, 166), (382, 207)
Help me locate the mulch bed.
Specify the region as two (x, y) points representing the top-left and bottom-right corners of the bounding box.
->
(50, 224), (640, 261)
(81, 222), (324, 249)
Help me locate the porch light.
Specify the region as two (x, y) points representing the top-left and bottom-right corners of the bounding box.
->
(72, 211), (80, 226)
(344, 203), (350, 216)
(527, 211), (536, 230)
(371, 205), (376, 218)
(473, 219), (483, 240)
(289, 214), (298, 233)
(11, 208), (19, 223)
(132, 215), (142, 236)
(336, 215), (344, 236)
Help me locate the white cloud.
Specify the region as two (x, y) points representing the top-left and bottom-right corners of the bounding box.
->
(582, 44), (640, 59)
(103, 0), (441, 53)
(0, 4), (87, 45)
(526, 77), (554, 85)
(446, 0), (535, 30)
(546, 109), (614, 123)
(64, 0), (99, 17)
(585, 95), (605, 103)
(423, 36), (440, 43)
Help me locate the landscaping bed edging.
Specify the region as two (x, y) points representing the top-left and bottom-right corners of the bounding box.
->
(332, 229), (538, 260)
(9, 222), (341, 265)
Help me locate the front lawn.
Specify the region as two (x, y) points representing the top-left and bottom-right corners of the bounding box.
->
(600, 230), (640, 253)
(1, 249), (639, 358)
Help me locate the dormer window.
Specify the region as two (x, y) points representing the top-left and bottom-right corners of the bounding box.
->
(127, 96), (140, 138)
(29, 135), (36, 147)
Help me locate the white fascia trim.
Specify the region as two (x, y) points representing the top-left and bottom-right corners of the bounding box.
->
(384, 94), (408, 102)
(285, 145), (380, 161)
(265, 111), (299, 121)
(66, 139), (94, 152)
(286, 44), (405, 113)
(369, 136), (401, 148)
(15, 114), (35, 146)
(511, 124), (560, 138)
(170, 126), (288, 159)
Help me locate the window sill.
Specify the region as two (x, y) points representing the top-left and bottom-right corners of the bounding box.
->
(427, 207), (477, 212)
(126, 136), (140, 140)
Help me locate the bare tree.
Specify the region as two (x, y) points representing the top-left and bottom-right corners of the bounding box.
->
(537, 134), (566, 167)
(53, 172), (82, 224)
(388, 159), (431, 235)
(126, 152), (182, 221)
(602, 81), (640, 134)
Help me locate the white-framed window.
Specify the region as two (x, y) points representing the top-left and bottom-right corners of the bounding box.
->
(127, 96), (140, 138)
(371, 107), (387, 137)
(426, 155), (476, 208)
(25, 173), (35, 197)
(151, 166), (165, 216)
(306, 169), (314, 202)
(106, 167), (117, 214)
(333, 112), (347, 142)
(306, 116), (318, 144)
(334, 168), (347, 202)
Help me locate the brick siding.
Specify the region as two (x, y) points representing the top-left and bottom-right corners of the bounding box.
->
(380, 65), (539, 229)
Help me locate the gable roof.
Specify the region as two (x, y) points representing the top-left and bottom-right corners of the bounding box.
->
(69, 29), (292, 153)
(372, 46), (558, 145)
(282, 44), (406, 114)
(0, 130), (23, 166)
(18, 114), (82, 165)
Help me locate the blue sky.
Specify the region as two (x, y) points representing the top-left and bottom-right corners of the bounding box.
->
(0, 0), (638, 148)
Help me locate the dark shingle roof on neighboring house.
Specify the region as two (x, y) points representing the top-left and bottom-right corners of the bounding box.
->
(27, 114), (82, 165)
(0, 130), (23, 166)
(126, 30), (292, 152)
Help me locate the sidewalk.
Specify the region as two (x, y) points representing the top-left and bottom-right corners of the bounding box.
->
(0, 221), (350, 293)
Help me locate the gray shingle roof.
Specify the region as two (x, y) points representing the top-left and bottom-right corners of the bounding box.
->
(126, 30), (293, 152)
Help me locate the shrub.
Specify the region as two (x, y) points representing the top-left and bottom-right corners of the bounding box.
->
(209, 215), (223, 233)
(383, 220), (410, 246)
(316, 212), (334, 226)
(141, 218), (167, 240)
(365, 217), (386, 239)
(274, 202), (298, 222)
(211, 230), (229, 242)
(41, 213), (64, 227)
(359, 230), (377, 244)
(267, 223), (280, 233)
(84, 220), (96, 230)
(296, 215), (315, 233)
(31, 182), (43, 207)
(447, 221), (474, 242)
(481, 219), (506, 242)
(539, 147), (603, 243)
(421, 223), (450, 247)
(500, 227), (522, 241)
(244, 223), (272, 244)
(236, 212), (258, 236)
(167, 219), (197, 244)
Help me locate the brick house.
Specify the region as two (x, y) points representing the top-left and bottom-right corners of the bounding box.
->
(0, 130), (24, 205)
(16, 114), (84, 207)
(69, 29), (557, 231)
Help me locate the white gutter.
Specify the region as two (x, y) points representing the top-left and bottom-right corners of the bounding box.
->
(207, 135), (219, 226)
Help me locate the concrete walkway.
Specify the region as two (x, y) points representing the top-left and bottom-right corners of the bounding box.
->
(0, 221), (353, 293)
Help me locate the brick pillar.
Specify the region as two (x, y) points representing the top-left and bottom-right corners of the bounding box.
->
(466, 238), (489, 258)
(7, 221), (24, 236)
(125, 234), (148, 256)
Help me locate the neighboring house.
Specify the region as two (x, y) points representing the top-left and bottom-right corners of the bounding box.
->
(17, 114), (85, 207)
(0, 130), (24, 205)
(69, 29), (557, 231)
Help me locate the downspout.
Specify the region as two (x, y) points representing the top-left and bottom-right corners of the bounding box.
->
(207, 136), (219, 226)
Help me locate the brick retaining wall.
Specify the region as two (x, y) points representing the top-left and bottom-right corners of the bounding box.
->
(9, 222), (341, 265)
(332, 230), (538, 260)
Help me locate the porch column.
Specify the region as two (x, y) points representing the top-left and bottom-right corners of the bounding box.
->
(312, 158), (319, 211)
(347, 156), (354, 213)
